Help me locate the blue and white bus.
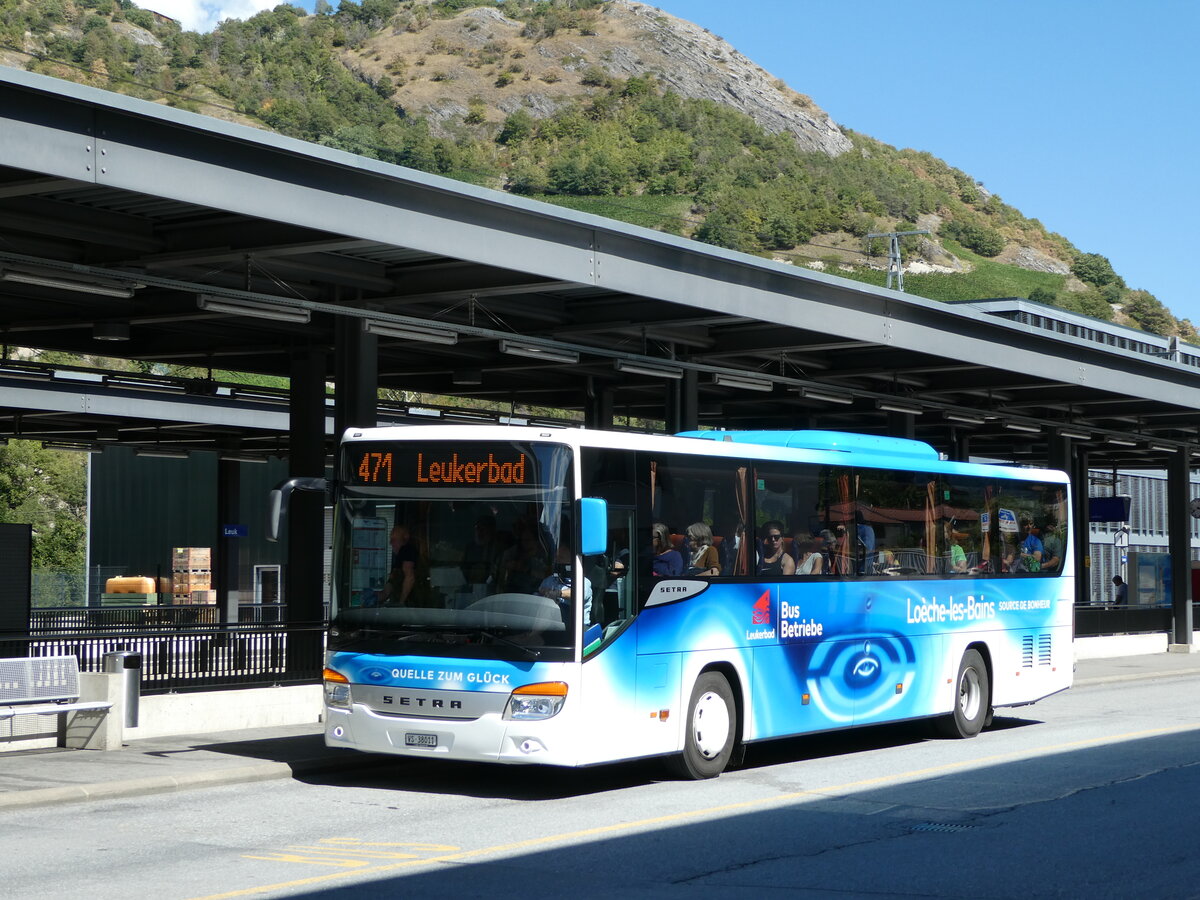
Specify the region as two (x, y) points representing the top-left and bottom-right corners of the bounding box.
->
(321, 426), (1072, 778)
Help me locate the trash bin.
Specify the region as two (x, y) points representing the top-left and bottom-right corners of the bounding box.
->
(103, 650), (141, 728)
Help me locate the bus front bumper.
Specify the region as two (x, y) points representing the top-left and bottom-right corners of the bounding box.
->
(324, 704), (579, 766)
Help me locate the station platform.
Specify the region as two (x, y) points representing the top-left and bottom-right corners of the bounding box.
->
(2, 644), (1199, 811)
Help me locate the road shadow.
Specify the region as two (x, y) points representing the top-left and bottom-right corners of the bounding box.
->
(291, 713), (1045, 802)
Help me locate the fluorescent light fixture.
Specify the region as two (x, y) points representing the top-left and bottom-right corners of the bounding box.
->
(943, 411), (985, 425)
(1149, 443), (1178, 453)
(499, 340), (579, 364)
(1058, 428), (1092, 441)
(136, 448), (189, 459)
(42, 441), (101, 453)
(198, 295), (311, 324)
(614, 359), (684, 380)
(452, 369), (483, 385)
(96, 426), (120, 442)
(53, 369), (104, 383)
(1004, 422), (1042, 433)
(1, 269), (135, 298)
(363, 319), (457, 345)
(219, 454), (268, 464)
(876, 399), (922, 415)
(710, 373), (774, 392)
(93, 321), (130, 341)
(1107, 437), (1137, 447)
(798, 387), (854, 405)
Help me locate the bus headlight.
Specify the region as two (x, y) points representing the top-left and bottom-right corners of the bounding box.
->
(504, 682), (568, 720)
(324, 667), (352, 709)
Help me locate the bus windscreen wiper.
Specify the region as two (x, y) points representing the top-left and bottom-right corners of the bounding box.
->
(470, 629), (540, 660)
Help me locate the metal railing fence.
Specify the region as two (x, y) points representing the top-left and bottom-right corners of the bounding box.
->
(1, 616), (325, 695)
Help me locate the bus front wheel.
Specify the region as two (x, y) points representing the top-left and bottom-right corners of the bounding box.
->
(937, 649), (990, 739)
(668, 672), (735, 779)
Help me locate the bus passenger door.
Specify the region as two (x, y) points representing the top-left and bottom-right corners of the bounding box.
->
(579, 505), (655, 764)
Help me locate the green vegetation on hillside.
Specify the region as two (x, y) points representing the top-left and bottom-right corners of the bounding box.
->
(0, 0), (1190, 339)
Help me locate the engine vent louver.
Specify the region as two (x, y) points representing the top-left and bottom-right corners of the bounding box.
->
(1039, 633), (1053, 666)
(1021, 633), (1053, 668)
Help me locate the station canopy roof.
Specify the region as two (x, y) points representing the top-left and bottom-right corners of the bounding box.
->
(1, 67), (1197, 470)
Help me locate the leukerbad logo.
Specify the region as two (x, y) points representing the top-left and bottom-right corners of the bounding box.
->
(746, 590), (776, 641)
(751, 590), (771, 625)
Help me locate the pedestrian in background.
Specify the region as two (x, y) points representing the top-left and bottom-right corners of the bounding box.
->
(1111, 575), (1128, 605)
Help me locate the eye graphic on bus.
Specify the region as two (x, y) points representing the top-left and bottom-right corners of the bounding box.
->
(806, 632), (917, 722)
(849, 653), (880, 683)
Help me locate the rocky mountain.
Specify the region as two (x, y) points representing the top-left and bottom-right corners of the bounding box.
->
(347, 1), (851, 155)
(0, 0), (1188, 339)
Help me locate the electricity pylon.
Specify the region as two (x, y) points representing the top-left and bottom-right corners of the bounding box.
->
(865, 230), (930, 291)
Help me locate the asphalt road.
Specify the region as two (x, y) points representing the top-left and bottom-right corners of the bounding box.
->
(8, 670), (1200, 900)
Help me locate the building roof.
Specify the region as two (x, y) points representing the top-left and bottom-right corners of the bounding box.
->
(1, 66), (1196, 468)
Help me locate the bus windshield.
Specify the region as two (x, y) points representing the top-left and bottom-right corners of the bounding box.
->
(330, 440), (577, 662)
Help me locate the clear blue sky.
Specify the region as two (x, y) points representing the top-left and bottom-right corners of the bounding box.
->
(648, 0), (1200, 324)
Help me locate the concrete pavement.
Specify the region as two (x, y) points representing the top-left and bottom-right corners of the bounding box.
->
(2, 647), (1199, 811)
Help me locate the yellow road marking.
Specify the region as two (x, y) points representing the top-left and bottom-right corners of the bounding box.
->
(192, 722), (1200, 900)
(242, 853), (372, 869)
(319, 839), (459, 851)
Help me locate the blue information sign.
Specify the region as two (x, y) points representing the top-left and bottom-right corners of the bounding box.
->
(223, 524), (247, 538)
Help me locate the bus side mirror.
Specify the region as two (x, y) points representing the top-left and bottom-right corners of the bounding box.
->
(267, 477), (328, 542)
(579, 497), (608, 556)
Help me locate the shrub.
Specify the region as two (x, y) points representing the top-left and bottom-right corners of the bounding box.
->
(580, 65), (610, 87)
(942, 220), (1004, 257)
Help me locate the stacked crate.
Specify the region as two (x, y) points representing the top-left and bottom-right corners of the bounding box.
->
(172, 547), (214, 605)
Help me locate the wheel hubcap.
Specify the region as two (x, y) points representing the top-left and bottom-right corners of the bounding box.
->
(958, 667), (981, 721)
(692, 690), (731, 759)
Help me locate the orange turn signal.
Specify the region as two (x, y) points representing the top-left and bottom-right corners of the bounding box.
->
(512, 681), (568, 696)
(323, 667), (349, 684)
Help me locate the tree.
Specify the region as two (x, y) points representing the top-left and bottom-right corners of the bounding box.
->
(0, 441), (87, 572)
(497, 109), (535, 145)
(1028, 286), (1057, 305)
(1122, 289), (1175, 336)
(1071, 252), (1125, 289)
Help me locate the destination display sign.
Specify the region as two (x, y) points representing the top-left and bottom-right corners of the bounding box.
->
(345, 442), (533, 488)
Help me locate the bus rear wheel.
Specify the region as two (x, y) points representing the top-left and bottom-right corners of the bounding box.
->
(668, 672), (735, 779)
(937, 649), (990, 739)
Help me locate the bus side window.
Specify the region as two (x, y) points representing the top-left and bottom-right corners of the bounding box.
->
(648, 453), (747, 578)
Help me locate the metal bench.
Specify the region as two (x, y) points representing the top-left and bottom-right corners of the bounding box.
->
(0, 655), (113, 721)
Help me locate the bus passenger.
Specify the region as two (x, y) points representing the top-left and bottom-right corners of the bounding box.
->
(1039, 521), (1064, 572)
(947, 526), (969, 574)
(758, 521), (795, 576)
(1017, 518), (1044, 572)
(685, 522), (721, 576)
(651, 522), (684, 577)
(539, 537), (593, 624)
(794, 538), (824, 575)
(381, 525), (417, 606)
